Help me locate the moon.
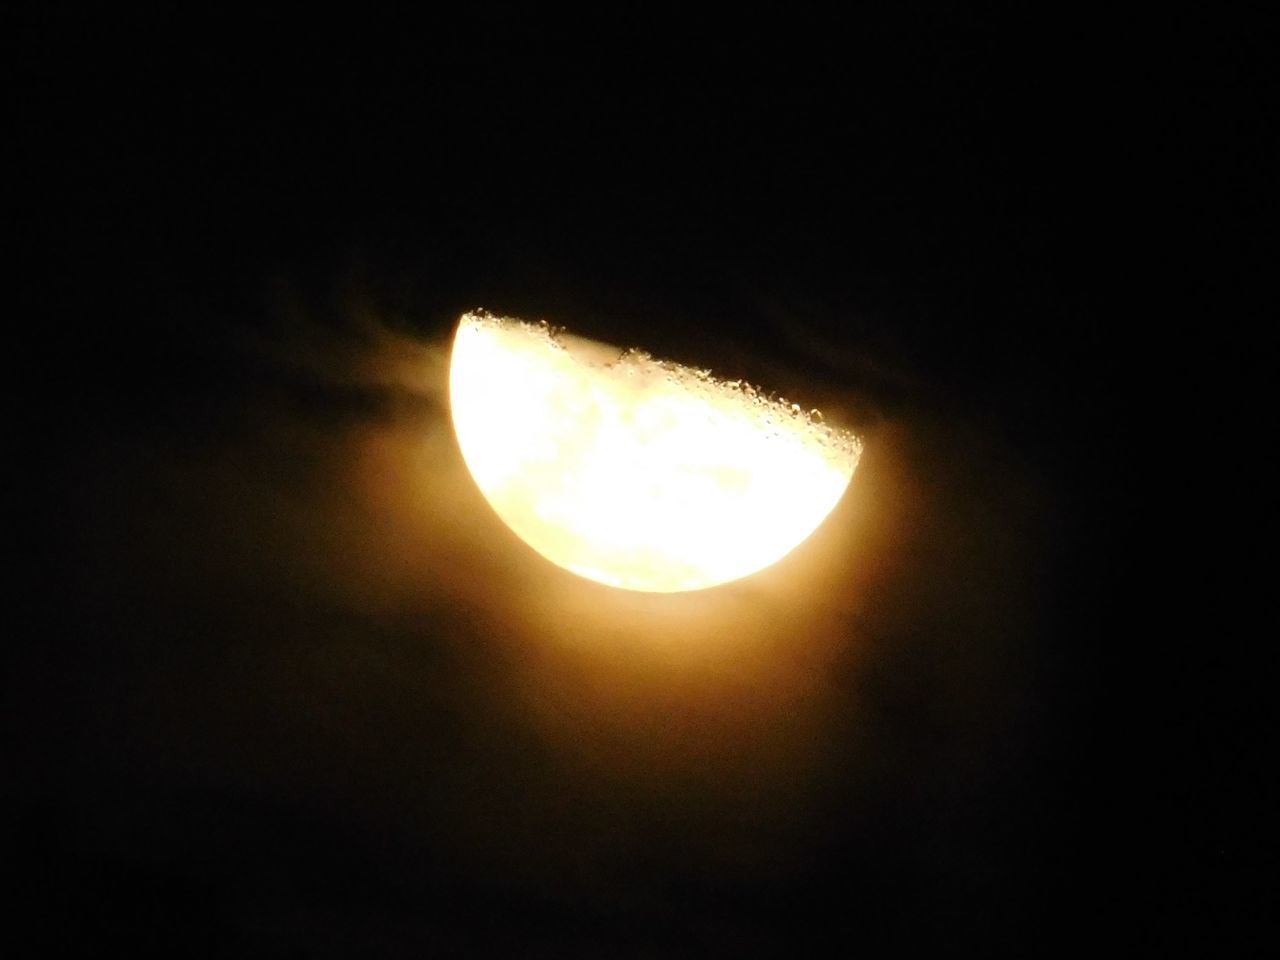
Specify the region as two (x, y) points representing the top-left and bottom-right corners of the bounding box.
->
(448, 311), (862, 592)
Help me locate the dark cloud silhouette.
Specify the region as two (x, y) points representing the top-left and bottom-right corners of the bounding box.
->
(21, 291), (1056, 953)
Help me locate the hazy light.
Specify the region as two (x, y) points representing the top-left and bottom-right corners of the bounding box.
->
(448, 311), (862, 592)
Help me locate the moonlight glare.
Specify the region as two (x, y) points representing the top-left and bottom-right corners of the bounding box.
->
(448, 312), (862, 592)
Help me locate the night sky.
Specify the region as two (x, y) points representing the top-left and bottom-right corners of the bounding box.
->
(12, 8), (1272, 955)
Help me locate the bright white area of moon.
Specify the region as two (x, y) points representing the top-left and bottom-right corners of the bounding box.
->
(448, 311), (862, 592)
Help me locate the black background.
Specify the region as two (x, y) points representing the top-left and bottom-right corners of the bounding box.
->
(11, 6), (1273, 955)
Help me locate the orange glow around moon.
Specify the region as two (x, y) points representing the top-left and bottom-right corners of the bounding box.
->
(448, 311), (862, 592)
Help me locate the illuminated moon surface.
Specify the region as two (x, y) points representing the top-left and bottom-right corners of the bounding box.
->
(448, 311), (863, 592)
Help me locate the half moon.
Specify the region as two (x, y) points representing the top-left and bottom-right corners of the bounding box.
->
(448, 311), (862, 593)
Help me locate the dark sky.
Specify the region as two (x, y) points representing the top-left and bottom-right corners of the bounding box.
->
(12, 8), (1272, 955)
